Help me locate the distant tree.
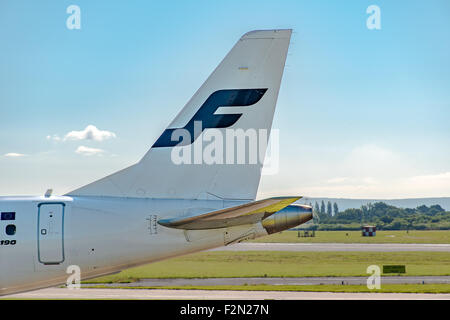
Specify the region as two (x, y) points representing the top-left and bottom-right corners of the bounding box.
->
(430, 204), (444, 212)
(335, 208), (363, 222)
(428, 205), (445, 216)
(361, 205), (368, 223)
(416, 205), (429, 214)
(320, 200), (326, 214)
(367, 203), (374, 219)
(314, 202), (320, 213)
(380, 215), (394, 224)
(333, 202), (339, 216)
(327, 201), (332, 217)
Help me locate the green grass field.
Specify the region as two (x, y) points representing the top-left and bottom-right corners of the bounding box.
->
(251, 230), (450, 243)
(87, 251), (450, 283)
(85, 284), (450, 294)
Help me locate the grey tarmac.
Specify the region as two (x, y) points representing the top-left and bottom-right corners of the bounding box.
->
(4, 287), (450, 300)
(84, 276), (450, 287)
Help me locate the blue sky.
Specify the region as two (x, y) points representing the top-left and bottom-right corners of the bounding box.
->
(0, 0), (449, 198)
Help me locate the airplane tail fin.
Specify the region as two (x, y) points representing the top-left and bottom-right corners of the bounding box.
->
(67, 29), (292, 200)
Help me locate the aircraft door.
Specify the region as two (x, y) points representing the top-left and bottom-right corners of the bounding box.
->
(38, 203), (65, 264)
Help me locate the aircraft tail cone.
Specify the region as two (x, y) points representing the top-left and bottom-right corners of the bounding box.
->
(262, 204), (312, 234)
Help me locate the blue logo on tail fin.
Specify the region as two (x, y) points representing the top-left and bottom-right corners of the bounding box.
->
(152, 88), (267, 148)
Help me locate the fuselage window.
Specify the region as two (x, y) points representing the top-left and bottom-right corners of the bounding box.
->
(6, 224), (16, 236)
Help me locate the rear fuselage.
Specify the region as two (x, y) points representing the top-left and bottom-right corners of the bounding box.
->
(0, 196), (264, 295)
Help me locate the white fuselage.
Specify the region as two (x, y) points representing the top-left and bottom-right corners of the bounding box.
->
(0, 196), (267, 295)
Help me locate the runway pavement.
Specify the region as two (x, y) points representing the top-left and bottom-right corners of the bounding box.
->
(4, 287), (450, 300)
(86, 276), (450, 287)
(4, 242), (450, 300)
(211, 243), (450, 252)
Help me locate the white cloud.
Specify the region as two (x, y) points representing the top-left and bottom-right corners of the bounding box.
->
(259, 143), (450, 199)
(409, 172), (450, 184)
(46, 134), (61, 142)
(342, 144), (408, 178)
(405, 172), (450, 196)
(273, 172), (450, 199)
(64, 125), (116, 142)
(4, 153), (26, 157)
(326, 177), (350, 184)
(75, 146), (105, 156)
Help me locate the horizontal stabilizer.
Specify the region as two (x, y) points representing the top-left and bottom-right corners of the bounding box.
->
(158, 196), (301, 230)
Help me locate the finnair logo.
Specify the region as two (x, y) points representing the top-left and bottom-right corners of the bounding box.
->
(153, 89), (279, 175)
(153, 89), (267, 148)
(153, 88), (278, 174)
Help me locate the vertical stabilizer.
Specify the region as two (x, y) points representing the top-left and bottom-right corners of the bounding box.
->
(67, 29), (292, 200)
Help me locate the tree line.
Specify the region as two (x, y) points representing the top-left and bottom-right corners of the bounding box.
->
(312, 200), (339, 218)
(309, 201), (450, 230)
